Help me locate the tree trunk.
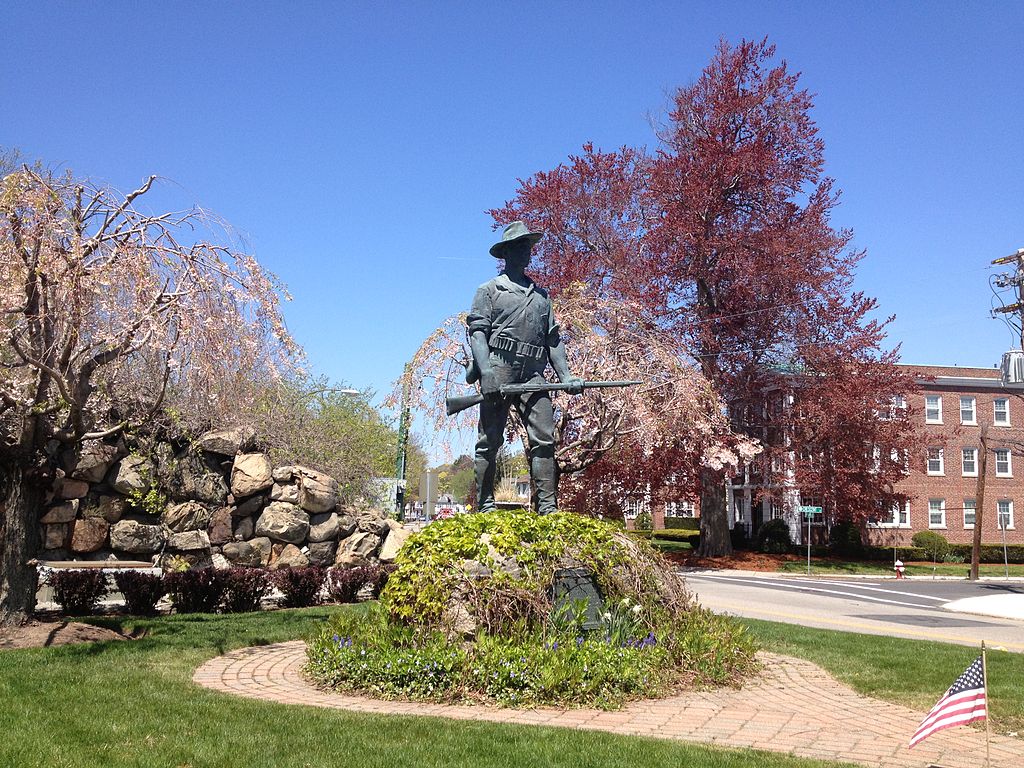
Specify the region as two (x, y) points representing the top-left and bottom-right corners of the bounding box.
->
(697, 466), (732, 557)
(0, 461), (40, 627)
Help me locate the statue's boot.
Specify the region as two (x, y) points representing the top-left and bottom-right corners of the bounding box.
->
(531, 453), (558, 515)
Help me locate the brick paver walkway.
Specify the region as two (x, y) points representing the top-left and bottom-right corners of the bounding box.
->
(194, 642), (1022, 767)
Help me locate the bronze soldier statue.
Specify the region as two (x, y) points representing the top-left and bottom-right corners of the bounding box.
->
(465, 221), (583, 515)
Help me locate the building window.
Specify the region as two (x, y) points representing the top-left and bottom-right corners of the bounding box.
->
(873, 500), (910, 528)
(962, 448), (978, 477)
(928, 498), (946, 529)
(995, 449), (1012, 477)
(960, 396), (976, 425)
(926, 448), (944, 475)
(925, 395), (943, 424)
(994, 398), (1010, 426)
(997, 500), (1014, 530)
(963, 499), (976, 529)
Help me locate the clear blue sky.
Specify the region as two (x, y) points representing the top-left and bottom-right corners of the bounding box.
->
(3, 1), (1023, 456)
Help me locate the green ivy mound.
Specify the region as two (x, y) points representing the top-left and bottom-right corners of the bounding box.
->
(307, 511), (757, 708)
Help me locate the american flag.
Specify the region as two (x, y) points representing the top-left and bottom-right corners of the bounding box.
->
(909, 656), (987, 748)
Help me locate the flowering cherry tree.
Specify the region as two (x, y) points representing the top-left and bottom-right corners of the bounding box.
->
(0, 166), (299, 625)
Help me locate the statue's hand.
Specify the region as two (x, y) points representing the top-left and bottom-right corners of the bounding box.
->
(480, 369), (500, 398)
(563, 376), (584, 395)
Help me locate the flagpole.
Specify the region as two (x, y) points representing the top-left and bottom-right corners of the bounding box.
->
(982, 640), (991, 768)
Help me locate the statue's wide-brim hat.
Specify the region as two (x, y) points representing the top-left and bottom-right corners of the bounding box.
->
(489, 220), (543, 257)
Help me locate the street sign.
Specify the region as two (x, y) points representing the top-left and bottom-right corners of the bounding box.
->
(800, 505), (822, 518)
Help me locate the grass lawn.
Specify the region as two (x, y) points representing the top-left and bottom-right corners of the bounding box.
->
(741, 618), (1024, 737)
(776, 559), (1024, 578)
(0, 607), (858, 768)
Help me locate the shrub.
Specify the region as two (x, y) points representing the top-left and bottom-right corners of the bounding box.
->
(911, 530), (950, 563)
(327, 567), (365, 604)
(163, 568), (225, 613)
(652, 529), (700, 545)
(113, 571), (165, 616)
(273, 566), (326, 608)
(361, 563), (395, 599)
(634, 508), (653, 531)
(663, 516), (700, 530)
(220, 568), (272, 613)
(829, 521), (864, 558)
(949, 544), (1024, 564)
(755, 518), (792, 554)
(48, 569), (109, 615)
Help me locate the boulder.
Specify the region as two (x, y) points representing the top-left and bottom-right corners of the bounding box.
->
(233, 494), (265, 517)
(82, 495), (126, 523)
(42, 524), (69, 550)
(250, 536), (273, 566)
(70, 518), (109, 553)
(272, 544), (309, 569)
(211, 553), (233, 570)
(109, 455), (153, 495)
(167, 530), (211, 551)
(231, 453), (273, 497)
(255, 502), (309, 544)
(110, 520), (165, 554)
(269, 482), (299, 504)
(162, 501), (212, 533)
(70, 442), (122, 483)
(59, 478), (90, 500)
(334, 531), (381, 566)
(296, 468), (338, 513)
(233, 515), (254, 541)
(357, 511), (389, 536)
(208, 507), (233, 545)
(308, 512), (340, 543)
(195, 426), (256, 456)
(307, 541), (337, 567)
(166, 450), (229, 505)
(40, 500), (79, 524)
(272, 465), (297, 484)
(378, 521), (413, 563)
(222, 541), (262, 567)
(336, 513), (358, 539)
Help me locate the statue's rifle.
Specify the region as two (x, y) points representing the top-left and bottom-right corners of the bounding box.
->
(445, 380), (642, 417)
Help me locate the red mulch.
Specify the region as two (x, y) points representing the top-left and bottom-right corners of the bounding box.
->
(666, 550), (803, 571)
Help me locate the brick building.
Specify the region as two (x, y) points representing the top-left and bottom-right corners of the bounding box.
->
(866, 364), (1023, 547)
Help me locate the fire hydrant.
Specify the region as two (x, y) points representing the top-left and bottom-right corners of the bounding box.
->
(894, 559), (905, 579)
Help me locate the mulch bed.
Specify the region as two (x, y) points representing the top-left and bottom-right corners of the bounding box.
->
(0, 620), (130, 650)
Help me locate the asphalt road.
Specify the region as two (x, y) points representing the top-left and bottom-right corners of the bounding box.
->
(684, 571), (1024, 652)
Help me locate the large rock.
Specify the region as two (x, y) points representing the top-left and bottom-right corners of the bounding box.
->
(70, 518), (109, 553)
(110, 519), (165, 554)
(307, 541), (337, 567)
(255, 502), (309, 544)
(308, 512), (340, 543)
(42, 524), (69, 550)
(70, 442), (122, 483)
(334, 531), (381, 566)
(81, 495), (126, 523)
(40, 500), (79, 524)
(250, 536), (273, 566)
(162, 500), (212, 533)
(269, 482), (299, 504)
(336, 513), (358, 539)
(196, 426), (256, 456)
(167, 530), (211, 551)
(272, 465), (297, 484)
(59, 479), (90, 500)
(233, 515), (254, 541)
(231, 453), (274, 498)
(378, 521), (413, 563)
(222, 541), (262, 567)
(357, 511), (389, 536)
(271, 544), (309, 569)
(296, 468), (338, 513)
(167, 450), (229, 505)
(109, 455), (153, 495)
(207, 507), (233, 545)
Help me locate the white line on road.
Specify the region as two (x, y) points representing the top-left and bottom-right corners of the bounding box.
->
(689, 574), (947, 610)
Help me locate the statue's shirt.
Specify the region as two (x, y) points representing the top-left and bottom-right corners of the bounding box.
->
(467, 273), (560, 353)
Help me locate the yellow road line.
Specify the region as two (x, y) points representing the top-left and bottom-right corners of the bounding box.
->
(709, 601), (1024, 652)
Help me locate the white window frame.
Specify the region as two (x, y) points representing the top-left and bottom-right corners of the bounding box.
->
(960, 396), (976, 425)
(997, 499), (1014, 531)
(925, 395), (943, 424)
(963, 498), (976, 529)
(961, 447), (978, 477)
(995, 449), (1012, 478)
(872, 500), (910, 529)
(926, 447), (944, 476)
(994, 398), (1010, 426)
(928, 498), (946, 529)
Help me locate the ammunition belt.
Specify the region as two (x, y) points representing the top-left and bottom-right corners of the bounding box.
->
(489, 335), (546, 361)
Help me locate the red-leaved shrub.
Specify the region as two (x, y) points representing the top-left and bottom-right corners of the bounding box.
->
(114, 571), (165, 616)
(48, 569), (109, 615)
(220, 568), (272, 613)
(273, 566), (326, 608)
(163, 569), (225, 613)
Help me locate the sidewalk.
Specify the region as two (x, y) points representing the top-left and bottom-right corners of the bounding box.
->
(194, 642), (1023, 768)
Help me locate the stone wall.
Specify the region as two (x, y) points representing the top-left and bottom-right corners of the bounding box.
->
(37, 427), (411, 570)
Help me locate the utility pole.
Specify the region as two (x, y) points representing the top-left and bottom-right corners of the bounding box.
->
(970, 424), (988, 581)
(991, 247), (1024, 349)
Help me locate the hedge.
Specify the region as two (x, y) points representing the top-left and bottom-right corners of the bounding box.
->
(652, 529), (700, 545)
(663, 516), (700, 530)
